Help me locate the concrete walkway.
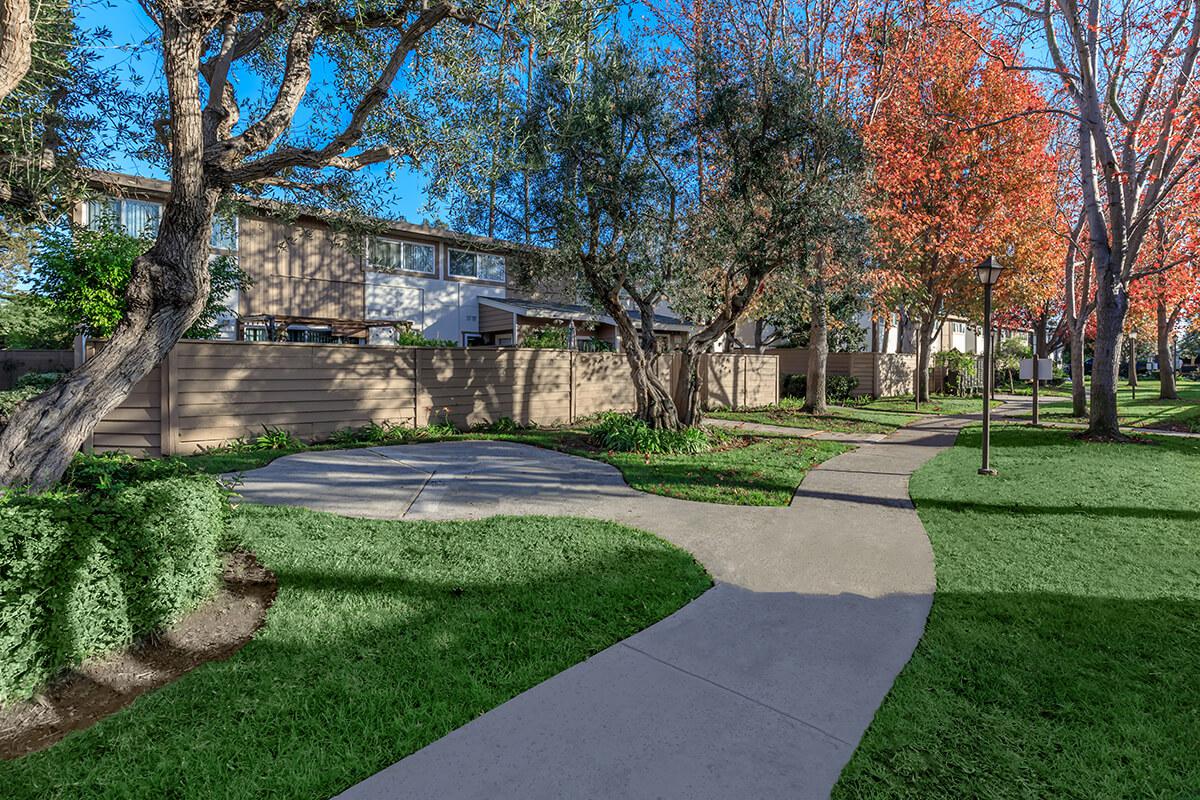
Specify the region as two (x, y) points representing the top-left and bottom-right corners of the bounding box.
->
(234, 415), (972, 799)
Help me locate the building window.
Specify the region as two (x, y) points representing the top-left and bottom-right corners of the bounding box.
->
(243, 326), (268, 342)
(86, 197), (162, 238)
(369, 237), (435, 274)
(448, 249), (505, 282)
(286, 326), (333, 344)
(952, 322), (967, 334)
(211, 215), (239, 251)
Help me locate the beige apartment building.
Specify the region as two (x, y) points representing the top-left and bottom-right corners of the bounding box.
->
(79, 172), (691, 350)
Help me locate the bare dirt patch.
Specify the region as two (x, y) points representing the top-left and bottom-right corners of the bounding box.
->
(0, 550), (276, 759)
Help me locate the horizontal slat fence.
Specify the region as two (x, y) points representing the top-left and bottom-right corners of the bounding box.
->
(762, 348), (917, 399)
(84, 340), (777, 457)
(0, 349), (74, 389)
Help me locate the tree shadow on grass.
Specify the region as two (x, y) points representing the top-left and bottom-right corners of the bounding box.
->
(836, 590), (1200, 799)
(1, 515), (710, 800)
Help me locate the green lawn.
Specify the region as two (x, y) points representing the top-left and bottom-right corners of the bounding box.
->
(1029, 378), (1200, 432)
(180, 428), (848, 507)
(3, 508), (710, 799)
(835, 425), (1200, 798)
(708, 394), (999, 434)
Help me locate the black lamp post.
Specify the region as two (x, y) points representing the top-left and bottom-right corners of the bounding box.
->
(977, 256), (1005, 476)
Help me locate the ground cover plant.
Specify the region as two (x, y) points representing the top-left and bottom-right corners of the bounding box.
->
(1024, 378), (1200, 432)
(1, 508), (710, 799)
(176, 415), (846, 507)
(834, 425), (1200, 798)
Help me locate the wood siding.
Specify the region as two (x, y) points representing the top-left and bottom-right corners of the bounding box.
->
(238, 216), (365, 320)
(86, 341), (778, 457)
(478, 304), (514, 333)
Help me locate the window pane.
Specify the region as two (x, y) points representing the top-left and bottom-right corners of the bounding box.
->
(403, 242), (435, 273)
(123, 200), (161, 238)
(85, 198), (120, 230)
(211, 216), (238, 250)
(480, 254), (506, 282)
(369, 237), (404, 270)
(449, 250), (477, 277)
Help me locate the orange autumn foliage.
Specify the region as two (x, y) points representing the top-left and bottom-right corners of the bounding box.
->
(861, 3), (1055, 332)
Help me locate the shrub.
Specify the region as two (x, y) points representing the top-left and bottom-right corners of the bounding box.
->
(0, 476), (228, 702)
(253, 425), (301, 450)
(588, 412), (713, 455)
(328, 420), (420, 446)
(0, 371), (64, 421)
(393, 328), (457, 347)
(779, 373), (858, 403)
(521, 326), (568, 349)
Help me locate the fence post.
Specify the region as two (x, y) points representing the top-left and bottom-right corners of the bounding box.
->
(569, 350), (576, 425)
(412, 348), (422, 428)
(160, 346), (177, 456)
(872, 354), (882, 399)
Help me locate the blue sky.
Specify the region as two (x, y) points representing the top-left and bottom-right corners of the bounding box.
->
(79, 1), (656, 225)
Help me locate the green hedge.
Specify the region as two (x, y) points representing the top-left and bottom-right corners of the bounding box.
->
(781, 373), (859, 403)
(0, 476), (228, 703)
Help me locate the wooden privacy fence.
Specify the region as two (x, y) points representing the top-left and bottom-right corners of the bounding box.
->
(85, 340), (779, 457)
(762, 348), (917, 398)
(0, 349), (74, 389)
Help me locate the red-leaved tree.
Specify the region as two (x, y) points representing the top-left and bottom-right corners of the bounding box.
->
(862, 2), (1054, 400)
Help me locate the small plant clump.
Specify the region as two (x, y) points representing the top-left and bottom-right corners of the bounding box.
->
(588, 412), (715, 455)
(472, 416), (534, 434)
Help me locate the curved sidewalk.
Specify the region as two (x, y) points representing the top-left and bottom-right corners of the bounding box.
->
(234, 415), (969, 799)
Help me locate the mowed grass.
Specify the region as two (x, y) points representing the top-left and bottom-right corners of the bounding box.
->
(834, 426), (1200, 799)
(1030, 378), (1200, 432)
(2, 508), (710, 799)
(179, 428), (848, 507)
(709, 394), (999, 434)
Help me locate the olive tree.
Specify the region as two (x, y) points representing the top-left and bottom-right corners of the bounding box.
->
(0, 1), (596, 488)
(508, 41), (688, 428)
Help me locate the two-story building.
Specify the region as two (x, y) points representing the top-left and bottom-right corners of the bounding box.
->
(79, 172), (692, 350)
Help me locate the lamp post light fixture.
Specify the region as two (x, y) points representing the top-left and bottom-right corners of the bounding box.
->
(976, 256), (1004, 476)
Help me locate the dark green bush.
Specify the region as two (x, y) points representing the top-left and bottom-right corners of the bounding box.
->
(0, 476), (228, 702)
(780, 373), (858, 403)
(588, 412), (714, 455)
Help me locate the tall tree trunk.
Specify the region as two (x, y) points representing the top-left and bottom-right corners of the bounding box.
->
(916, 316), (936, 403)
(1088, 266), (1127, 439)
(870, 316), (880, 353)
(676, 346), (704, 428)
(0, 0), (33, 103)
(1033, 317), (1049, 358)
(0, 19), (216, 488)
(1070, 325), (1087, 417)
(881, 315), (891, 354)
(1157, 300), (1178, 400)
(803, 279), (829, 414)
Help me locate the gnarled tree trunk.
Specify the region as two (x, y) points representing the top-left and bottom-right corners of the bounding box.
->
(596, 290), (680, 430)
(0, 21), (216, 488)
